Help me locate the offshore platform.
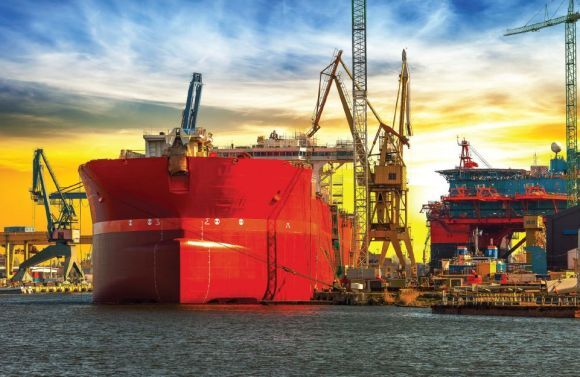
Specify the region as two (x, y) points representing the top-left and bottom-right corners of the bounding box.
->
(423, 140), (568, 269)
(423, 0), (580, 272)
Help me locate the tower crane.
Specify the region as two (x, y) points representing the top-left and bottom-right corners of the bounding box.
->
(181, 73), (203, 134)
(351, 0), (370, 266)
(11, 149), (86, 282)
(505, 0), (579, 206)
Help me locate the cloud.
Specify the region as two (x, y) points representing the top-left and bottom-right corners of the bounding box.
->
(0, 79), (180, 138)
(0, 79), (317, 147)
(0, 0), (574, 257)
(0, 0), (567, 129)
(0, 4), (572, 174)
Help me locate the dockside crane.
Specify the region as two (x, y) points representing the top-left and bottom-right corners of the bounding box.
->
(308, 54), (415, 275)
(309, 49), (409, 267)
(505, 0), (579, 206)
(11, 149), (86, 282)
(181, 72), (203, 134)
(307, 0), (416, 275)
(368, 50), (416, 277)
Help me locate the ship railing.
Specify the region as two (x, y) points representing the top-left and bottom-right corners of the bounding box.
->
(143, 129), (171, 135)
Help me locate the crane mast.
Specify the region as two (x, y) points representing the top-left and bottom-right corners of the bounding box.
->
(565, 1), (579, 206)
(505, 0), (579, 206)
(352, 0), (370, 266)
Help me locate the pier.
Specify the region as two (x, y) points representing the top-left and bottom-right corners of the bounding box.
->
(0, 282), (92, 295)
(432, 292), (580, 318)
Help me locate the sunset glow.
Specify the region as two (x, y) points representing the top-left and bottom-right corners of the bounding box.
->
(0, 0), (571, 259)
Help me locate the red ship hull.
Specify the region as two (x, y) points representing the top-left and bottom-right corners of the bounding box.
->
(80, 157), (349, 303)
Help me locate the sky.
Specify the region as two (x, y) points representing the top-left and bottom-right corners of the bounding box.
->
(0, 0), (574, 260)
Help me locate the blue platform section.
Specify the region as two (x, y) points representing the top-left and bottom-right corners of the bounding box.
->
(441, 169), (567, 195)
(437, 165), (567, 219)
(525, 246), (548, 275)
(550, 156), (567, 173)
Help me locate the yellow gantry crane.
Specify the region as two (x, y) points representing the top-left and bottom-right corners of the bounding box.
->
(308, 49), (416, 275)
(368, 50), (415, 277)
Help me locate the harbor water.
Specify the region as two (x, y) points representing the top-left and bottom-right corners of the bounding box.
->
(1, 294), (578, 376)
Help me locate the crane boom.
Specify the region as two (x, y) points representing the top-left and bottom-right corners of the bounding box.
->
(338, 59), (386, 126)
(308, 51), (407, 145)
(308, 52), (343, 138)
(31, 149), (77, 237)
(338, 57), (409, 151)
(181, 72), (203, 134)
(505, 13), (580, 36)
(308, 50), (407, 180)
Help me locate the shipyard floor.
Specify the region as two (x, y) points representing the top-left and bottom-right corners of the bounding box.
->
(1, 294), (578, 377)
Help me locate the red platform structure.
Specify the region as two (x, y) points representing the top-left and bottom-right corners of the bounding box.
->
(423, 139), (568, 268)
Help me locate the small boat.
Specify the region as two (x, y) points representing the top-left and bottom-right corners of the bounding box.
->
(545, 277), (578, 294)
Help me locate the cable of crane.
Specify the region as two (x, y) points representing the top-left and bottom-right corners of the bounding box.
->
(470, 146), (492, 168)
(552, 0), (567, 19)
(207, 238), (334, 288)
(525, 3), (544, 26)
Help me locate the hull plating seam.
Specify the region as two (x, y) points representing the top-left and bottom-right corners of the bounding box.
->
(93, 217), (317, 235)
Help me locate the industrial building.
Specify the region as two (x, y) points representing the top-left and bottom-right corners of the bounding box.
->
(546, 205), (580, 270)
